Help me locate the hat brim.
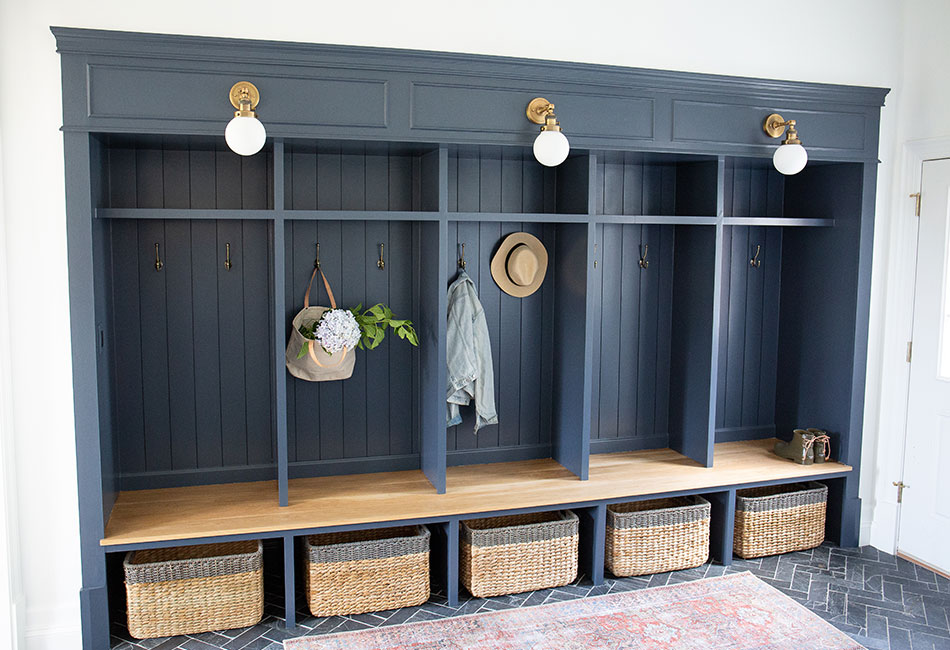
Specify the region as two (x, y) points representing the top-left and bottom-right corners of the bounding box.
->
(490, 232), (548, 298)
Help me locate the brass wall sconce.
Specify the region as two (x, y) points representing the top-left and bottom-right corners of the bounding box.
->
(526, 97), (570, 167)
(225, 81), (266, 156)
(763, 113), (807, 175)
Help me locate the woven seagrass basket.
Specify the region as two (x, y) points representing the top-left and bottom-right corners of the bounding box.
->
(606, 495), (710, 577)
(304, 525), (430, 617)
(124, 540), (263, 639)
(460, 510), (578, 598)
(734, 481), (827, 559)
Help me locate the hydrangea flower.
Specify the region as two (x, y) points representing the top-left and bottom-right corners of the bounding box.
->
(315, 308), (361, 354)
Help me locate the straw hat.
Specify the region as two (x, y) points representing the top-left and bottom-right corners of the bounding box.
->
(490, 232), (548, 298)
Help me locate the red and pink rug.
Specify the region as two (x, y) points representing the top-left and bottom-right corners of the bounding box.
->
(284, 572), (862, 649)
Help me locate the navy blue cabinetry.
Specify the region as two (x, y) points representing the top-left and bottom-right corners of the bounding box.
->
(55, 27), (885, 649)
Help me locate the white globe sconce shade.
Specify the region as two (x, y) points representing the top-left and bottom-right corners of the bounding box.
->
(533, 129), (570, 167)
(225, 81), (266, 157)
(762, 113), (807, 176)
(772, 143), (808, 176)
(225, 115), (266, 156)
(526, 97), (571, 167)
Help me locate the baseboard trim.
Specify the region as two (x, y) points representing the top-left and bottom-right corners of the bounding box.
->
(23, 622), (82, 650)
(896, 550), (950, 580)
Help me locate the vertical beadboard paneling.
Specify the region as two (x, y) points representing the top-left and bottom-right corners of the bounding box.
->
(715, 158), (786, 441)
(108, 138), (274, 487)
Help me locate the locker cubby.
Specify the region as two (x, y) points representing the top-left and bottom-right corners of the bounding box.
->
(591, 223), (718, 466)
(95, 134), (275, 210)
(593, 152), (718, 217)
(447, 146), (590, 215)
(283, 218), (436, 478)
(104, 217), (276, 490)
(283, 140), (440, 212)
(716, 160), (866, 465)
(445, 220), (590, 476)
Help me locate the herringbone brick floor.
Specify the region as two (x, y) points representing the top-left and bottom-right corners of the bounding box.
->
(110, 543), (950, 649)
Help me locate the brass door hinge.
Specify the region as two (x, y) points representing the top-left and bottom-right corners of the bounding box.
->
(910, 192), (921, 217)
(907, 341), (913, 363)
(893, 481), (909, 503)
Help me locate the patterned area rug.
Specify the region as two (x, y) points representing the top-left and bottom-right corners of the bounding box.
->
(283, 571), (864, 649)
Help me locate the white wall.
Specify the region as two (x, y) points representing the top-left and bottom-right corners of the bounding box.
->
(0, 0), (914, 647)
(864, 0), (950, 554)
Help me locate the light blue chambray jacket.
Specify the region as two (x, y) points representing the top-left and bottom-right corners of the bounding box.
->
(446, 271), (498, 432)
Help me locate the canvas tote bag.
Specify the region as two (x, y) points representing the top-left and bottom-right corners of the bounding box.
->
(285, 266), (356, 382)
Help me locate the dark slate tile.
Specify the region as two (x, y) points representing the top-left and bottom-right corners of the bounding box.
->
(136, 638), (177, 650)
(261, 626), (300, 642)
(222, 627), (264, 649)
(648, 572), (672, 587)
(849, 633), (889, 650)
(865, 573), (884, 594)
(229, 639), (279, 650)
(889, 626), (914, 650)
(846, 557), (865, 585)
(909, 631), (940, 650)
(549, 583), (590, 597)
(110, 642), (137, 650)
(886, 580), (906, 603)
(149, 638), (186, 650)
(917, 564), (940, 585)
(925, 599), (950, 630)
(704, 565), (728, 578)
(897, 557), (925, 578)
(847, 600), (868, 629)
(521, 588), (556, 606)
(180, 640), (222, 650)
(421, 601), (462, 617)
(866, 613), (888, 639)
(542, 591), (578, 604)
(861, 546), (881, 561)
(808, 578), (830, 605)
(405, 609), (447, 621)
(378, 608), (418, 626)
(305, 616), (347, 635)
(344, 612), (388, 626)
(186, 632), (231, 646)
(332, 618), (374, 632)
(791, 569), (812, 594)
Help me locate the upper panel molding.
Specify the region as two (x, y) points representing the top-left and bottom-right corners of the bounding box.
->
(52, 27), (887, 107)
(52, 27), (887, 159)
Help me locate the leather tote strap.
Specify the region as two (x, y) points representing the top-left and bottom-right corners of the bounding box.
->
(303, 266), (338, 309)
(302, 265), (348, 367)
(307, 340), (349, 368)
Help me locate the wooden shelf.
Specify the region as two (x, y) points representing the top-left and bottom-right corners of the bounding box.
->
(102, 439), (851, 548)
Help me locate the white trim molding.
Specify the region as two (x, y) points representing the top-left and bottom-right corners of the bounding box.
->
(0, 129), (24, 650)
(868, 136), (950, 553)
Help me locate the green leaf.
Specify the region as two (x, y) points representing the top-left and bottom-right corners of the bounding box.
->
(296, 342), (311, 360)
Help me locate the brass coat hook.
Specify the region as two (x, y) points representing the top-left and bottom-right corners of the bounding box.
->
(377, 243), (385, 270)
(314, 242), (321, 269)
(225, 242), (233, 271)
(154, 243), (164, 271)
(458, 242), (467, 270)
(639, 244), (649, 269)
(750, 244), (762, 268)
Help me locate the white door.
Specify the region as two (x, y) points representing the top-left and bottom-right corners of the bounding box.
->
(898, 158), (950, 573)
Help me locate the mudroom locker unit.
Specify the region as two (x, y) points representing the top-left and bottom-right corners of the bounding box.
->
(53, 27), (886, 649)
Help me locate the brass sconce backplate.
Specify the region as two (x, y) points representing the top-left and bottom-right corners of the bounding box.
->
(763, 113), (788, 138)
(526, 97), (555, 124)
(229, 81), (261, 111)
